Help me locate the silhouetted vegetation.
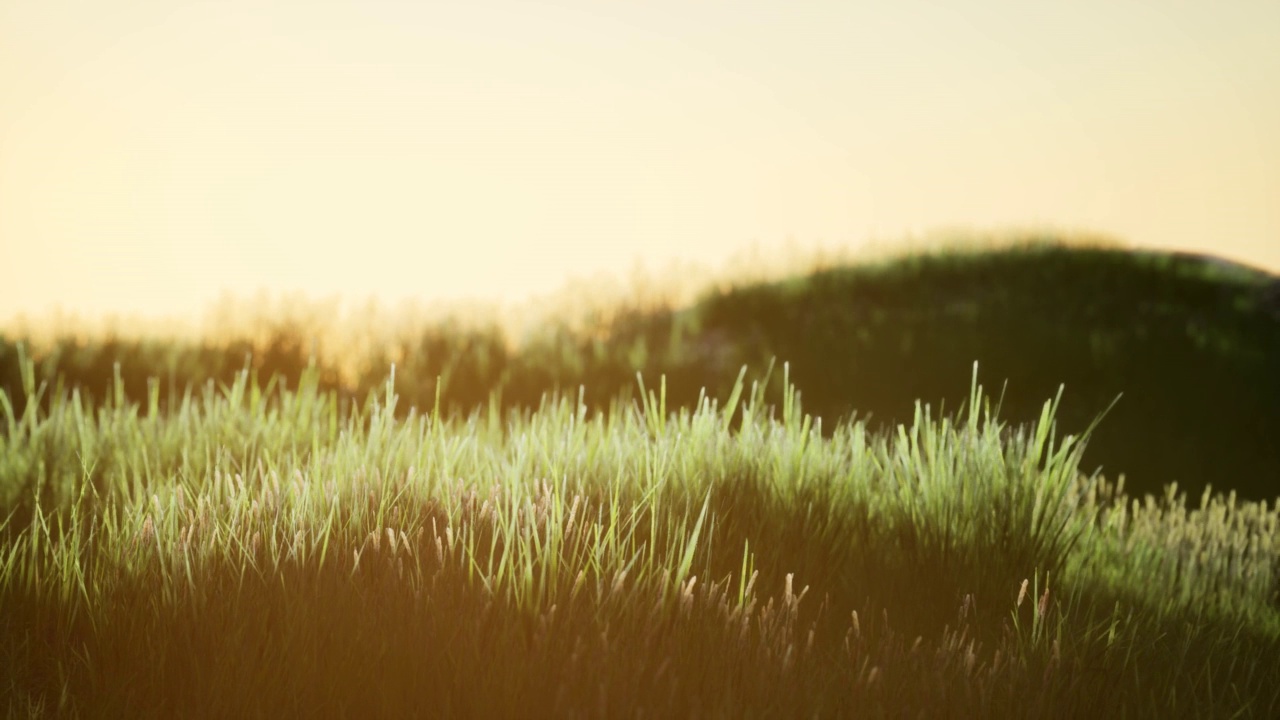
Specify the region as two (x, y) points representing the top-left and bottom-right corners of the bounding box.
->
(695, 243), (1280, 501)
(3, 237), (1277, 500)
(5, 237), (1280, 717)
(4, 359), (1278, 718)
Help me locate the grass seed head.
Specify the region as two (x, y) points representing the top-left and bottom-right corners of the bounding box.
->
(137, 516), (155, 551)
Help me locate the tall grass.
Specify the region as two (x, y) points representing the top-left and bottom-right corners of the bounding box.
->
(5, 237), (1278, 503)
(1, 346), (1277, 718)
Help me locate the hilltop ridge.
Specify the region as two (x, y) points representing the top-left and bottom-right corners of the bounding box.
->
(685, 241), (1280, 500)
(3, 237), (1277, 501)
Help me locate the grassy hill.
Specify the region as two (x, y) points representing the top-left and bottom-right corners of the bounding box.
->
(4, 237), (1279, 717)
(3, 238), (1278, 501)
(684, 242), (1280, 502)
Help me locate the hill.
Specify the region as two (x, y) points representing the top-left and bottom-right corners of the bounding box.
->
(684, 242), (1280, 501)
(3, 238), (1277, 501)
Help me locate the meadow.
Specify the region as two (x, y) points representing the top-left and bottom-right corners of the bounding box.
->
(5, 237), (1278, 501)
(3, 238), (1279, 717)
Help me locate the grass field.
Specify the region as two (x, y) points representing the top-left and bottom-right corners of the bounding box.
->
(3, 237), (1279, 717)
(2, 347), (1278, 717)
(689, 241), (1280, 503)
(5, 238), (1278, 502)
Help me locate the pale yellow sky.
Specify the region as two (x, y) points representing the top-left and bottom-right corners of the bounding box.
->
(2, 0), (1277, 325)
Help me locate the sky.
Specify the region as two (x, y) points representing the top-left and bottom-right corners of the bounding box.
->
(2, 0), (1277, 327)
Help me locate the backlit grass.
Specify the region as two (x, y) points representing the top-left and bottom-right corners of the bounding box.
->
(6, 236), (1278, 502)
(2, 347), (1277, 718)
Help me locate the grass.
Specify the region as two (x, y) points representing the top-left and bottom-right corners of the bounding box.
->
(4, 235), (1278, 502)
(2, 342), (1278, 718)
(690, 240), (1280, 502)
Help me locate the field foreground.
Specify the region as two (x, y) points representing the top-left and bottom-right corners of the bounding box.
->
(2, 354), (1278, 718)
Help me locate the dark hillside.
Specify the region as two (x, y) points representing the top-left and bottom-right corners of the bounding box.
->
(691, 243), (1280, 501)
(3, 240), (1277, 502)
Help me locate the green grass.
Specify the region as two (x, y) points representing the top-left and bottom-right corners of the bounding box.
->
(5, 236), (1278, 502)
(2, 344), (1277, 718)
(689, 240), (1280, 502)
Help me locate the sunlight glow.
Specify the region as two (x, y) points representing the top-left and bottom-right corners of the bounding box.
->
(2, 0), (1277, 324)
